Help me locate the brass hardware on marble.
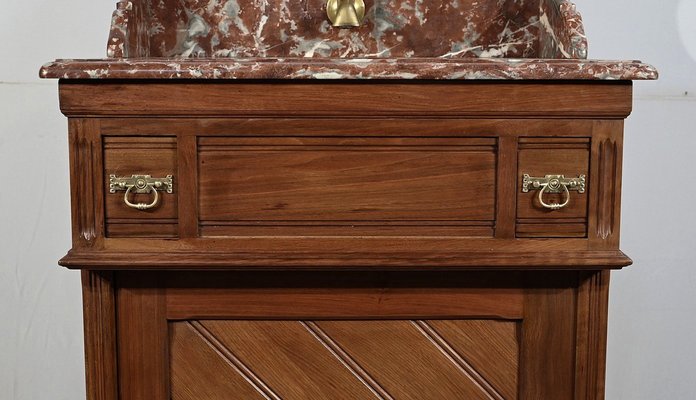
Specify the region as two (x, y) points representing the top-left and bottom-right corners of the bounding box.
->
(522, 174), (586, 210)
(109, 174), (173, 210)
(326, 0), (365, 28)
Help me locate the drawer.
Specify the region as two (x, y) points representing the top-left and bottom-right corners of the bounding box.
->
(516, 138), (590, 238)
(101, 134), (595, 241)
(198, 137), (497, 237)
(103, 137), (178, 237)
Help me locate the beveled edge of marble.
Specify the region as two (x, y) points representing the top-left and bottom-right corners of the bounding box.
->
(40, 58), (658, 81)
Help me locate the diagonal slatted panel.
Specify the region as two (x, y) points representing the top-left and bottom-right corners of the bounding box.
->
(314, 321), (495, 400)
(170, 319), (520, 400)
(169, 322), (269, 400)
(199, 320), (381, 400)
(426, 320), (519, 400)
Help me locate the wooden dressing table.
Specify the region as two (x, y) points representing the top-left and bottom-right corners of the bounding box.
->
(41, 0), (657, 398)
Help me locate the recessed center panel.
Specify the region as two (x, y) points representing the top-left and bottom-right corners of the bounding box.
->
(198, 137), (496, 237)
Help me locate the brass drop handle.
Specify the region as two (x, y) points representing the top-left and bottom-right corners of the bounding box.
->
(522, 174), (585, 211)
(109, 174), (173, 211)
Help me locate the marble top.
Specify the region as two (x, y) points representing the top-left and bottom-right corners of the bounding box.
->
(40, 58), (658, 80)
(104, 0), (588, 59)
(39, 0), (657, 80)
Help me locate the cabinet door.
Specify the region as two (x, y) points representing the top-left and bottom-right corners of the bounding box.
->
(104, 271), (609, 400)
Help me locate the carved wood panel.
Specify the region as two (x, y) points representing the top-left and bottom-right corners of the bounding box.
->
(170, 319), (519, 400)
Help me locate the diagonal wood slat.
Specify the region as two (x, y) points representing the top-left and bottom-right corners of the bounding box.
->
(315, 320), (495, 400)
(170, 319), (521, 399)
(425, 320), (519, 399)
(170, 322), (271, 400)
(200, 320), (381, 399)
(413, 320), (505, 400)
(302, 321), (394, 400)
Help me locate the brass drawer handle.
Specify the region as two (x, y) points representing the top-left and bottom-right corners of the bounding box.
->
(109, 174), (173, 211)
(522, 174), (585, 210)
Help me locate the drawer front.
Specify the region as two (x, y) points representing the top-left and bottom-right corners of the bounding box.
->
(103, 137), (178, 237)
(98, 131), (605, 245)
(517, 138), (590, 238)
(198, 137), (497, 237)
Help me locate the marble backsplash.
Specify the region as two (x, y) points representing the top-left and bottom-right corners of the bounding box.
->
(107, 0), (587, 59)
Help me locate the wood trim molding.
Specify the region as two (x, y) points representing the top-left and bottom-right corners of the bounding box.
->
(116, 273), (169, 400)
(588, 120), (624, 248)
(81, 271), (118, 400)
(60, 248), (633, 269)
(520, 273), (577, 400)
(69, 119), (102, 247)
(597, 139), (618, 240)
(59, 81), (633, 118)
(575, 271), (611, 400)
(495, 136), (518, 239)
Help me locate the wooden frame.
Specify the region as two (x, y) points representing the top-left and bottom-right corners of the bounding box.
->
(68, 80), (630, 399)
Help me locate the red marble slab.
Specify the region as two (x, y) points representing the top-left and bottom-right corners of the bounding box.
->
(105, 0), (586, 59)
(40, 58), (658, 80)
(43, 0), (657, 81)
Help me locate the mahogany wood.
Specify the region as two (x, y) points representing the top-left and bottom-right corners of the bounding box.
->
(57, 80), (635, 400)
(59, 81), (633, 118)
(519, 273), (578, 400)
(103, 137), (178, 238)
(426, 319), (519, 399)
(169, 322), (270, 400)
(164, 271), (525, 320)
(575, 271), (611, 400)
(98, 117), (596, 137)
(81, 271), (118, 400)
(116, 272), (169, 400)
(588, 120), (625, 249)
(517, 139), (590, 220)
(198, 136), (496, 232)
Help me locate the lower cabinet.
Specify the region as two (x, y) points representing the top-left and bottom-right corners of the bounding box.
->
(84, 270), (610, 400)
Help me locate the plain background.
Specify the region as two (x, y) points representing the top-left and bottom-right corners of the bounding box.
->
(1, 0), (694, 399)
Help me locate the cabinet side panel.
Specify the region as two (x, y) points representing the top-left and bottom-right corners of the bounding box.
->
(575, 270), (610, 400)
(81, 271), (118, 400)
(520, 273), (577, 400)
(116, 272), (169, 400)
(588, 121), (624, 249)
(69, 119), (104, 247)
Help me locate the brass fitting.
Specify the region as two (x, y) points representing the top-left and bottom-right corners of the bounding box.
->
(326, 0), (365, 28)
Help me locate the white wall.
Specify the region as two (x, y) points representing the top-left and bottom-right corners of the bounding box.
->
(1, 1), (694, 399)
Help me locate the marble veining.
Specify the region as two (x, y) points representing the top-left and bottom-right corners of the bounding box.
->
(41, 0), (658, 80)
(105, 0), (586, 59)
(40, 58), (658, 80)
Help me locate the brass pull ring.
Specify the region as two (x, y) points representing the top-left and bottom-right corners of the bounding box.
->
(123, 184), (160, 210)
(522, 174), (585, 211)
(537, 181), (571, 210)
(109, 174), (173, 212)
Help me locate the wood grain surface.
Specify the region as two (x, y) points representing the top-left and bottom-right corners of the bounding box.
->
(59, 81), (633, 118)
(59, 80), (634, 400)
(198, 136), (496, 236)
(167, 319), (520, 400)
